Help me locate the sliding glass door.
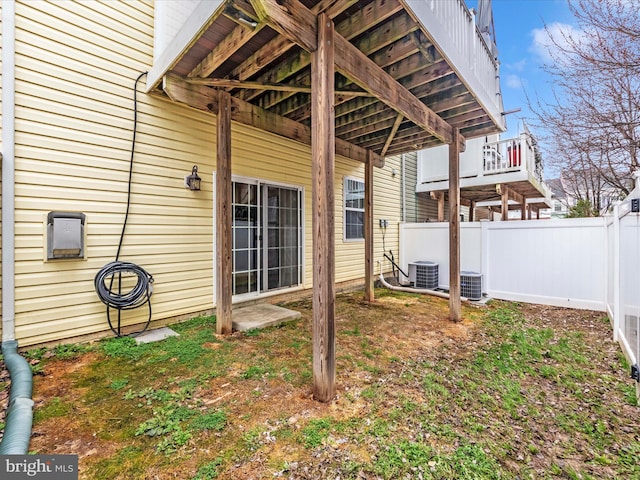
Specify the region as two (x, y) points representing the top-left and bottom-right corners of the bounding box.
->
(231, 180), (302, 297)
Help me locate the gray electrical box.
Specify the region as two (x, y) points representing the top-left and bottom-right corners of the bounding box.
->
(47, 212), (86, 259)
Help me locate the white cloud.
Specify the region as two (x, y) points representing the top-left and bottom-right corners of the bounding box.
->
(529, 22), (584, 63)
(507, 59), (527, 72)
(505, 74), (523, 89)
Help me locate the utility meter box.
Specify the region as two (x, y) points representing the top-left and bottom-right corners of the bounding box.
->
(47, 211), (86, 259)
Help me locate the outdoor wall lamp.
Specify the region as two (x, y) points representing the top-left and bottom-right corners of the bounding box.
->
(185, 165), (201, 191)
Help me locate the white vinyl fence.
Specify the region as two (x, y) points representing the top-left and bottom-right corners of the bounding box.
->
(399, 218), (607, 310)
(607, 200), (640, 376)
(399, 205), (640, 385)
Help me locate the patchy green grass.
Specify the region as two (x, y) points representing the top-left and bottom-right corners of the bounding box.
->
(24, 292), (639, 479)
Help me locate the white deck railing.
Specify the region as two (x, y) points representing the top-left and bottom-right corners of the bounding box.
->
(408, 0), (505, 129)
(482, 134), (543, 185)
(417, 133), (552, 206)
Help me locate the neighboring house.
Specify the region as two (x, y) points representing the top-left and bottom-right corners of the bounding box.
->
(415, 128), (552, 221)
(546, 178), (570, 218)
(550, 172), (624, 217)
(0, 0), (505, 349)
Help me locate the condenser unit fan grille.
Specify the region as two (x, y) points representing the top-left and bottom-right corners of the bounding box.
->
(460, 271), (482, 300)
(408, 261), (439, 289)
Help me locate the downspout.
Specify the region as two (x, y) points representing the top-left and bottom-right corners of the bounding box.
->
(2, 0), (16, 343)
(0, 0), (34, 455)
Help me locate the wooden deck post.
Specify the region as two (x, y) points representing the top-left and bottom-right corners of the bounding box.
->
(437, 192), (445, 222)
(501, 184), (509, 221)
(311, 12), (335, 402)
(216, 90), (233, 334)
(364, 151), (374, 302)
(469, 200), (475, 222)
(521, 196), (527, 220)
(448, 128), (461, 322)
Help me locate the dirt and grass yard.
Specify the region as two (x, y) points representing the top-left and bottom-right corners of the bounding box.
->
(6, 289), (639, 479)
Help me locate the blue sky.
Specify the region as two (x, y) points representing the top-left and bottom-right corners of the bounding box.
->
(468, 0), (576, 139)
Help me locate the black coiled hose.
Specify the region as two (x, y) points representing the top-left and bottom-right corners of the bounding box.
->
(94, 72), (153, 337)
(94, 261), (153, 310)
(94, 261), (154, 337)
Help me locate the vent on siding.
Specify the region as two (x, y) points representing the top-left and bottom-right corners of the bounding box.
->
(461, 271), (483, 301)
(408, 261), (439, 289)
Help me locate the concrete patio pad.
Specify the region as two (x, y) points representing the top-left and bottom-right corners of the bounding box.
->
(135, 326), (180, 344)
(232, 304), (301, 332)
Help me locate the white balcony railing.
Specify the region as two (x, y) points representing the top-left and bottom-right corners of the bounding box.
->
(417, 132), (552, 207)
(482, 134), (544, 186)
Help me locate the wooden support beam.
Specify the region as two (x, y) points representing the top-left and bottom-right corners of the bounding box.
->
(333, 33), (459, 147)
(163, 74), (384, 167)
(216, 91), (233, 335)
(331, 63), (456, 127)
(521, 196), (527, 220)
(527, 204), (532, 220)
(504, 185), (524, 204)
(250, 0), (318, 51)
(449, 128), (461, 322)
(380, 114), (403, 157)
(251, 0), (461, 147)
(469, 200), (475, 222)
(364, 151), (375, 302)
(311, 13), (335, 403)
(500, 184), (509, 221)
(437, 192), (445, 222)
(282, 46), (449, 121)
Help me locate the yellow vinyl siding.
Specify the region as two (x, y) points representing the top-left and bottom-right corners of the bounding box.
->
(334, 157), (403, 281)
(11, 0), (408, 346)
(12, 0), (207, 345)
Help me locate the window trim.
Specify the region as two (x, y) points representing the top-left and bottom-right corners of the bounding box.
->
(343, 176), (365, 242)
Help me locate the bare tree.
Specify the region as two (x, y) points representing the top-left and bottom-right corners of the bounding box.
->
(530, 0), (640, 208)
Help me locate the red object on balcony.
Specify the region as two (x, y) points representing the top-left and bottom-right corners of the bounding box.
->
(507, 142), (521, 167)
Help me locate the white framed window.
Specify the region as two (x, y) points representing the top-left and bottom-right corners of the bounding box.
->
(344, 177), (365, 241)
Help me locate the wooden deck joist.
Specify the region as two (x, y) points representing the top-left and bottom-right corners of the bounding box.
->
(154, 0), (503, 158)
(249, 0), (462, 148)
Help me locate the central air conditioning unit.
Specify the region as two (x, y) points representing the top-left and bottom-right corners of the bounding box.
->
(408, 261), (439, 289)
(461, 271), (483, 301)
